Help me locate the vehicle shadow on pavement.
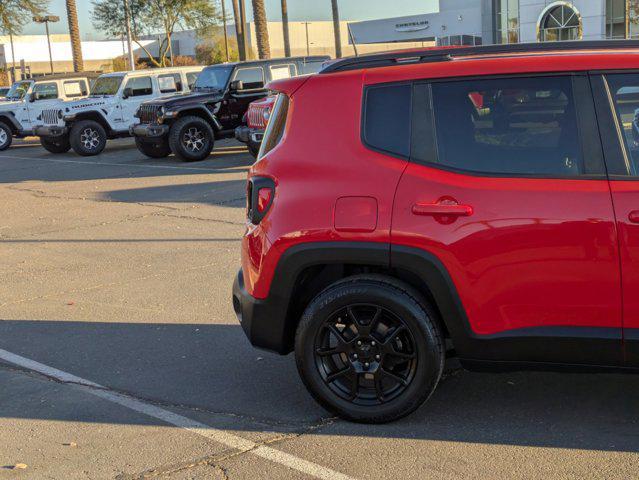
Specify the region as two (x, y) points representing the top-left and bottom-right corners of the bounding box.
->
(103, 180), (247, 207)
(1, 319), (638, 452)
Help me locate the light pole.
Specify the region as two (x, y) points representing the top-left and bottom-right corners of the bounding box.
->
(33, 15), (60, 74)
(303, 22), (312, 56)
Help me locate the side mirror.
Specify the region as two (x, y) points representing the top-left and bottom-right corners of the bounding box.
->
(28, 93), (37, 103)
(122, 87), (133, 99)
(229, 80), (244, 92)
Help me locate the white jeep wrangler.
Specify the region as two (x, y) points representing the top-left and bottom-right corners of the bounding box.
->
(0, 74), (97, 151)
(34, 67), (203, 156)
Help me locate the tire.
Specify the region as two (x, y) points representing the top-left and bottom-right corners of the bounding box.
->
(295, 275), (444, 424)
(168, 116), (214, 162)
(69, 120), (107, 156)
(0, 121), (12, 151)
(41, 136), (71, 154)
(135, 137), (171, 159)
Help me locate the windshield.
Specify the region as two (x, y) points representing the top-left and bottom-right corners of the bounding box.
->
(90, 76), (124, 96)
(194, 66), (233, 92)
(6, 81), (32, 101)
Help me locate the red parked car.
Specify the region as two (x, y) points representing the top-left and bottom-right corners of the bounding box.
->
(235, 95), (276, 157)
(233, 41), (639, 423)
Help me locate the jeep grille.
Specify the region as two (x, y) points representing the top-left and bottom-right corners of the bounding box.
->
(138, 105), (162, 124)
(41, 109), (60, 125)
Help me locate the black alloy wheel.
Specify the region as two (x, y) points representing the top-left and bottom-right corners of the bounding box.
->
(314, 304), (418, 406)
(296, 275), (444, 423)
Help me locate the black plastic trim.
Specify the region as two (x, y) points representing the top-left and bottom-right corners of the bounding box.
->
(234, 241), (623, 367)
(172, 105), (223, 131)
(0, 113), (22, 133)
(321, 40), (639, 74)
(234, 242), (390, 354)
(390, 245), (623, 366)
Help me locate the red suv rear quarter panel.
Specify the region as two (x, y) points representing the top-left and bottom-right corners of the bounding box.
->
(243, 71), (409, 298)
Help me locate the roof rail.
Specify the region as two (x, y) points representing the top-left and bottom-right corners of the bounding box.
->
(320, 40), (639, 74)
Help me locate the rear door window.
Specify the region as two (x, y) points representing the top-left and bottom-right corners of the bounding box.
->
(125, 76), (153, 97)
(428, 76), (591, 177)
(270, 64), (296, 81)
(63, 80), (88, 98)
(233, 67), (265, 90)
(158, 73), (182, 93)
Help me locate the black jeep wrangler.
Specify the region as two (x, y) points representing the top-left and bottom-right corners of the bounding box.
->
(130, 56), (328, 161)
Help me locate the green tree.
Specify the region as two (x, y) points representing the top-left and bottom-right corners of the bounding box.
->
(92, 0), (222, 67)
(0, 0), (48, 80)
(195, 36), (239, 65)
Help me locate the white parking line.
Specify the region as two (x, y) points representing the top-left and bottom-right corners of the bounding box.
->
(0, 348), (355, 480)
(0, 154), (228, 172)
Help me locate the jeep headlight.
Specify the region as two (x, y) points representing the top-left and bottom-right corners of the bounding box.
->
(263, 109), (271, 122)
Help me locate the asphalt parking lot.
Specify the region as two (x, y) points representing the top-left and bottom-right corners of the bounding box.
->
(1, 139), (639, 479)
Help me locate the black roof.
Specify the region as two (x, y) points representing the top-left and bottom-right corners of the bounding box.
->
(321, 40), (639, 74)
(205, 56), (330, 69)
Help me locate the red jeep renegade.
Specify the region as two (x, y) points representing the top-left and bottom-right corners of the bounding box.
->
(233, 41), (639, 423)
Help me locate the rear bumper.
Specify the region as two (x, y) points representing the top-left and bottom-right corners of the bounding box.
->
(130, 123), (169, 138)
(232, 269), (290, 354)
(34, 125), (67, 138)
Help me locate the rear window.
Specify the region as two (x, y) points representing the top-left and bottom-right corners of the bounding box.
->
(363, 84), (412, 158)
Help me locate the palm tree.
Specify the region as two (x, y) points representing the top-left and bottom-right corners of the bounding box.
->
(330, 0), (342, 58)
(231, 0), (246, 60)
(65, 0), (84, 71)
(251, 0), (270, 59)
(281, 0), (290, 57)
(0, 0), (47, 81)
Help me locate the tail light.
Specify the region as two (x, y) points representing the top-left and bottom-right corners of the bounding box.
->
(247, 177), (275, 224)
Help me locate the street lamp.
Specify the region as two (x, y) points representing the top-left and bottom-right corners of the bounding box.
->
(33, 15), (60, 74)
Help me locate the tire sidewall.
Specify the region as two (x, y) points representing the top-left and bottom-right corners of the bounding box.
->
(41, 136), (71, 154)
(295, 280), (444, 423)
(70, 120), (107, 156)
(169, 117), (214, 162)
(0, 122), (12, 151)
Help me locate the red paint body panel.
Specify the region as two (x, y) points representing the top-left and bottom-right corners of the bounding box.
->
(244, 70), (407, 299)
(392, 164), (622, 335)
(608, 181), (639, 333)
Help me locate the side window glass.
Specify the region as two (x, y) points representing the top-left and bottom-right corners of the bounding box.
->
(33, 83), (59, 101)
(233, 67), (265, 90)
(430, 76), (585, 176)
(124, 76), (153, 97)
(363, 84), (412, 158)
(186, 72), (199, 90)
(158, 73), (182, 93)
(270, 64), (296, 81)
(64, 80), (87, 98)
(605, 74), (639, 176)
(301, 61), (324, 74)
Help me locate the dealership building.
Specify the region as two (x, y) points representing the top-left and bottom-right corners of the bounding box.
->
(348, 0), (639, 46)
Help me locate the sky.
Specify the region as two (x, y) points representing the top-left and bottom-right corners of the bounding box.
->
(22, 0), (440, 39)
